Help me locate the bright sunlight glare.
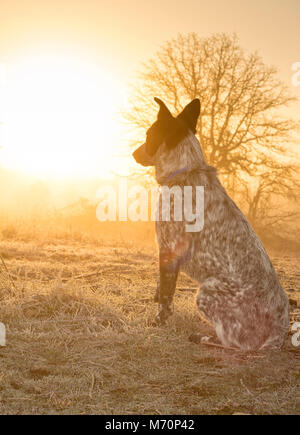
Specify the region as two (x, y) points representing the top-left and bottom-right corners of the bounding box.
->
(0, 54), (127, 178)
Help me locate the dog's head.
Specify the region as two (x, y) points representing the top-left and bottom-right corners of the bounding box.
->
(133, 98), (201, 168)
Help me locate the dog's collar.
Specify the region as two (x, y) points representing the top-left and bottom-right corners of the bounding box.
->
(163, 166), (189, 183)
(158, 164), (217, 185)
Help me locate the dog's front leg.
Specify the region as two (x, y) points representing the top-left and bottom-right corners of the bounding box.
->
(154, 273), (160, 303)
(155, 249), (180, 325)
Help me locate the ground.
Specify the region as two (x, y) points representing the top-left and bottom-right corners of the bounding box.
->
(0, 232), (299, 415)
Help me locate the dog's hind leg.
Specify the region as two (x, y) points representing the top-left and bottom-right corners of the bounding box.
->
(155, 249), (180, 325)
(195, 278), (269, 350)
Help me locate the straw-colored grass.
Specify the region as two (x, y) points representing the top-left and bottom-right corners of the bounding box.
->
(0, 226), (299, 415)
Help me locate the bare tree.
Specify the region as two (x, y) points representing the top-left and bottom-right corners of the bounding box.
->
(236, 163), (300, 230)
(125, 33), (300, 237)
(126, 33), (296, 180)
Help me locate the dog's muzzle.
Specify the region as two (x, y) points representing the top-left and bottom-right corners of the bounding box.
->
(132, 144), (154, 167)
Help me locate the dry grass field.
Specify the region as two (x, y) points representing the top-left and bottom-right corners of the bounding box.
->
(0, 223), (299, 415)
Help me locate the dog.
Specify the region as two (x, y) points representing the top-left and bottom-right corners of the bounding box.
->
(133, 97), (289, 351)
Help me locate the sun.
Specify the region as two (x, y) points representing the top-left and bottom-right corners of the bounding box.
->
(0, 53), (127, 178)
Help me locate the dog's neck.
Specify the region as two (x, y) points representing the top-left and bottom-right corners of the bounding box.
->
(154, 132), (213, 185)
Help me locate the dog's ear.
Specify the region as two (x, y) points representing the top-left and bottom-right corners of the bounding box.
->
(177, 99), (200, 133)
(154, 98), (189, 150)
(154, 97), (174, 126)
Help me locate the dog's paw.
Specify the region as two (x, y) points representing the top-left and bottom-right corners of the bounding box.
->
(154, 312), (168, 326)
(155, 304), (173, 326)
(189, 333), (219, 345)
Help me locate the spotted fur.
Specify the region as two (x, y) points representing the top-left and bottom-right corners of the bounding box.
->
(133, 98), (289, 351)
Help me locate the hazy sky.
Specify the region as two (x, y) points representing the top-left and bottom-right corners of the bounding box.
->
(0, 0), (299, 176)
(0, 0), (299, 85)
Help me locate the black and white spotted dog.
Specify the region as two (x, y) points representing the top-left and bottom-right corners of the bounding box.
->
(133, 97), (289, 351)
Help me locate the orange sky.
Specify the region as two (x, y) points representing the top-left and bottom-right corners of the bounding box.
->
(0, 0), (298, 84)
(0, 0), (299, 177)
